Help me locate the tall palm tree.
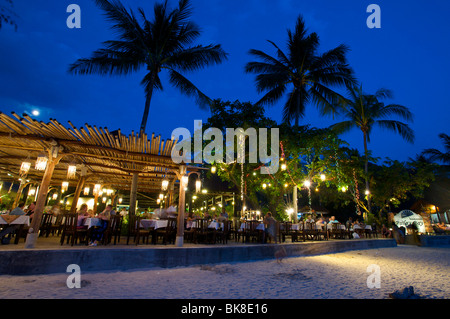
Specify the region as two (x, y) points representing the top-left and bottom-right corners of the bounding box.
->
(330, 84), (415, 215)
(421, 133), (450, 164)
(245, 15), (356, 127)
(69, 0), (227, 133)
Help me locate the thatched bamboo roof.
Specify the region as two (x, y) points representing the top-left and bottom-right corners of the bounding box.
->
(0, 111), (194, 193)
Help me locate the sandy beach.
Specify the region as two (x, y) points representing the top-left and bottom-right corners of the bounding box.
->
(0, 245), (448, 299)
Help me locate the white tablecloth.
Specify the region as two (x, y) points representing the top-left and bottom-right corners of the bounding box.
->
(327, 224), (346, 230)
(352, 225), (372, 231)
(84, 218), (103, 229)
(140, 219), (168, 230)
(0, 215), (30, 226)
(239, 222), (265, 231)
(208, 221), (223, 230)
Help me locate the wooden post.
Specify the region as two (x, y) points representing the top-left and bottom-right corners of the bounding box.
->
(129, 172), (139, 216)
(12, 180), (27, 208)
(70, 175), (86, 214)
(24, 154), (62, 248)
(175, 165), (187, 247)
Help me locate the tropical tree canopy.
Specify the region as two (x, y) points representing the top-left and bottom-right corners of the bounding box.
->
(69, 0), (228, 132)
(245, 15), (356, 126)
(421, 133), (450, 164)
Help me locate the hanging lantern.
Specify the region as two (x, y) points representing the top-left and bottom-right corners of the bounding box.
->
(195, 180), (201, 193)
(83, 186), (90, 196)
(52, 193), (58, 200)
(211, 166), (216, 174)
(320, 174), (326, 181)
(162, 179), (169, 191)
(28, 187), (36, 196)
(281, 163), (287, 171)
(35, 154), (48, 171)
(118, 197), (123, 204)
(106, 189), (114, 196)
(19, 162), (31, 176)
(181, 175), (189, 187)
(93, 184), (101, 196)
(303, 180), (311, 188)
(67, 164), (77, 179)
(61, 181), (69, 193)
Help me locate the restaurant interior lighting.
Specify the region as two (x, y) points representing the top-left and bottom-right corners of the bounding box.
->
(161, 179), (169, 191)
(28, 187), (36, 196)
(281, 163), (287, 170)
(181, 175), (189, 186)
(118, 197), (123, 204)
(61, 181), (69, 193)
(303, 180), (311, 188)
(19, 161), (31, 176)
(195, 180), (201, 193)
(67, 164), (77, 179)
(83, 186), (90, 196)
(93, 184), (101, 196)
(35, 154), (48, 171)
(211, 166), (216, 174)
(52, 193), (58, 200)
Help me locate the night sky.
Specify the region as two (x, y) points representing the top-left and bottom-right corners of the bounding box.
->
(0, 0), (449, 163)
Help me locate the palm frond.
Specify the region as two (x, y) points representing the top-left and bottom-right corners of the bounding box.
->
(168, 69), (211, 109)
(376, 120), (415, 143)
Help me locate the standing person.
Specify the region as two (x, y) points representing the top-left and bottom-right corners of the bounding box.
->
(264, 212), (278, 244)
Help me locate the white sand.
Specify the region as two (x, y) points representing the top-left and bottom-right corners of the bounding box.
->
(0, 246), (448, 299)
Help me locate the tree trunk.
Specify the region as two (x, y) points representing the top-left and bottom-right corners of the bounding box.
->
(24, 155), (61, 248)
(139, 73), (155, 133)
(129, 172), (139, 216)
(363, 132), (371, 219)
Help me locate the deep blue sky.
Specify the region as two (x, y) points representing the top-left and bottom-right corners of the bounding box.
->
(0, 0), (449, 163)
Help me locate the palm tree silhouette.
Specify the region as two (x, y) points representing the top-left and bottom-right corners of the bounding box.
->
(421, 133), (450, 164)
(69, 0), (227, 133)
(330, 84), (415, 215)
(245, 15), (355, 127)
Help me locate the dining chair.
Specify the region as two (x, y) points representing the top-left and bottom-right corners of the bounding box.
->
(60, 213), (88, 246)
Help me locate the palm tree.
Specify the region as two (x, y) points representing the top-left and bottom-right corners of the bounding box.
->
(330, 84), (415, 215)
(245, 15), (356, 127)
(68, 0), (227, 133)
(421, 133), (450, 164)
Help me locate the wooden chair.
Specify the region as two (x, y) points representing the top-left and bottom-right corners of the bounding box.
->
(192, 218), (209, 244)
(215, 220), (231, 244)
(316, 224), (328, 241)
(304, 221), (317, 240)
(281, 221), (295, 242)
(329, 223), (343, 239)
(245, 220), (264, 243)
(39, 213), (55, 237)
(102, 215), (122, 245)
(60, 213), (88, 246)
(127, 215), (151, 245)
(154, 218), (177, 245)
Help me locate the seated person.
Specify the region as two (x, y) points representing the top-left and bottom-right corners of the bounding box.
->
(0, 203), (26, 241)
(88, 207), (111, 246)
(328, 216), (339, 224)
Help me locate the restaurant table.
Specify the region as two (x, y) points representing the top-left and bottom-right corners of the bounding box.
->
(208, 221), (223, 230)
(0, 215), (30, 244)
(326, 224), (346, 230)
(239, 222), (265, 231)
(140, 219), (168, 230)
(84, 218), (103, 229)
(0, 215), (30, 226)
(352, 225), (372, 231)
